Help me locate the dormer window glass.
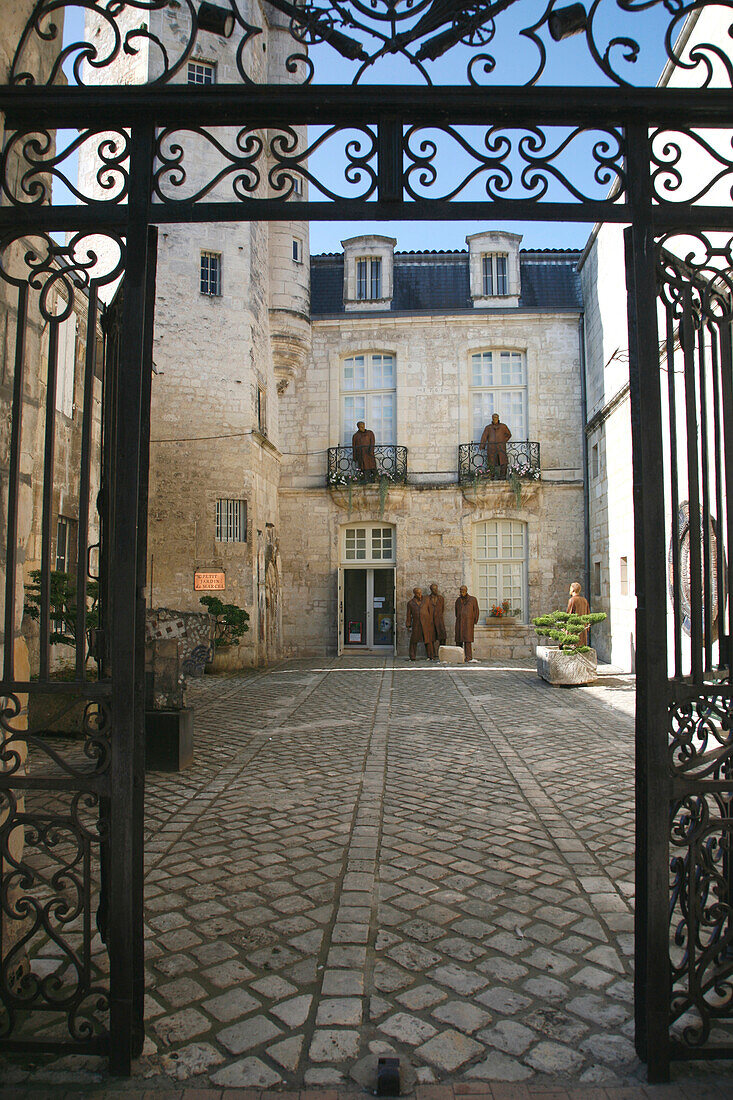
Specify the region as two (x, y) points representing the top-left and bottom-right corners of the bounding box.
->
(482, 253), (508, 296)
(357, 257), (382, 300)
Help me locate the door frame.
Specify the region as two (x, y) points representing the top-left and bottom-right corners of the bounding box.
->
(338, 564), (396, 651)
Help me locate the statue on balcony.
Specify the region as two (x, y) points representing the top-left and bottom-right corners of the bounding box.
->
(480, 413), (512, 479)
(455, 585), (480, 661)
(567, 581), (591, 646)
(406, 587), (436, 660)
(352, 420), (377, 480)
(428, 583), (446, 646)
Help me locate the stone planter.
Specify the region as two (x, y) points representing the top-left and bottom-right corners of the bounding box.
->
(536, 645), (598, 686)
(485, 616), (519, 625)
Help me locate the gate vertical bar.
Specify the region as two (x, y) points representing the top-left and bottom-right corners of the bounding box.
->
(108, 123), (154, 1075)
(625, 125), (670, 1083)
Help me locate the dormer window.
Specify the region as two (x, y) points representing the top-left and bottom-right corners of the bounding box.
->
(357, 257), (381, 300)
(482, 253), (508, 297)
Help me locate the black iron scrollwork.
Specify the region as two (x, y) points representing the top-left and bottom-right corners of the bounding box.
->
(1, 129), (130, 208)
(0, 789), (109, 1043)
(8, 0), (733, 88)
(458, 441), (541, 482)
(327, 445), (408, 485)
(669, 691), (733, 781)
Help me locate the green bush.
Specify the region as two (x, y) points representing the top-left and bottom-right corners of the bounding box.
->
(532, 609), (607, 654)
(199, 595), (250, 648)
(24, 570), (99, 656)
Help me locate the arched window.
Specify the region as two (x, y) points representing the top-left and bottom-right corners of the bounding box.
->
(474, 520), (527, 620)
(341, 352), (396, 445)
(470, 350), (527, 441)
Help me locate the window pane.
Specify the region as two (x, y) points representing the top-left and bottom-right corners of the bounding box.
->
(497, 390), (526, 438)
(482, 255), (493, 296)
(472, 351), (493, 387)
(343, 395), (367, 444)
(370, 353), (394, 389)
(472, 391), (496, 442)
(357, 259), (367, 299)
(496, 254), (508, 295)
(500, 351), (524, 385)
(371, 258), (382, 299)
(343, 355), (366, 391)
(369, 393), (395, 444)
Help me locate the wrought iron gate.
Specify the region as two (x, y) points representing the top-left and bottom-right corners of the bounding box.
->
(0, 0), (732, 1081)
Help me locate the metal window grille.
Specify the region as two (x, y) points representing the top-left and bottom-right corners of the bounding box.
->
(482, 254), (509, 296)
(200, 252), (221, 296)
(187, 60), (216, 85)
(216, 499), (247, 542)
(496, 254), (508, 295)
(356, 257), (381, 300)
(356, 258), (368, 298)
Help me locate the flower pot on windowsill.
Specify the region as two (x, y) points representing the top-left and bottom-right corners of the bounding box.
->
(485, 615), (519, 625)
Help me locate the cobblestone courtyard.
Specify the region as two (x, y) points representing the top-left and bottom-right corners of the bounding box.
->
(6, 657), (733, 1095)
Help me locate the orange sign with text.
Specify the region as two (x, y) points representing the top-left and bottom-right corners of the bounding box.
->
(194, 571), (226, 591)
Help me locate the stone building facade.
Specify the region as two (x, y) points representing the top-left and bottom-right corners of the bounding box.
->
(279, 232), (586, 659)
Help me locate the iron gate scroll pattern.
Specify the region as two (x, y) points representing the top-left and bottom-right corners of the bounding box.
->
(1, 0), (733, 1084)
(0, 231), (125, 1054)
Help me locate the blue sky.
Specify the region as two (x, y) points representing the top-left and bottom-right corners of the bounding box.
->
(56, 2), (672, 253)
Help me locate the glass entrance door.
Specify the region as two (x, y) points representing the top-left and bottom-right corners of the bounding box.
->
(342, 567), (395, 648)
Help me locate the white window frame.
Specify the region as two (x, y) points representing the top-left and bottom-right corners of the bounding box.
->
(292, 238), (303, 263)
(356, 257), (382, 300)
(473, 520), (527, 621)
(482, 253), (509, 296)
(200, 251), (221, 296)
(216, 499), (247, 543)
(187, 60), (216, 85)
(343, 524), (396, 563)
(341, 352), (396, 446)
(470, 350), (527, 442)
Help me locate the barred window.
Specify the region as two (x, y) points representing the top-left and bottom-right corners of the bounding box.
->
(216, 499), (247, 542)
(482, 253), (509, 296)
(200, 252), (221, 296)
(474, 520), (527, 620)
(188, 60), (216, 85)
(356, 257), (382, 300)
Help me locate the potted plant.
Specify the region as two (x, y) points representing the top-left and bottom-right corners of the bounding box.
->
(487, 598), (522, 624)
(199, 595), (250, 671)
(532, 608), (607, 685)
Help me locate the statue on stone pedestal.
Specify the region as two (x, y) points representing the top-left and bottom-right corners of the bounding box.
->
(428, 583), (446, 647)
(567, 581), (591, 646)
(455, 585), (480, 662)
(352, 420), (377, 480)
(480, 413), (512, 479)
(406, 586), (436, 661)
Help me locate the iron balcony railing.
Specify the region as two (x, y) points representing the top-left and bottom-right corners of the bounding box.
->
(458, 441), (541, 483)
(327, 445), (408, 486)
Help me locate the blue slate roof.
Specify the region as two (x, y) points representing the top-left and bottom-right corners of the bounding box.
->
(310, 250), (583, 315)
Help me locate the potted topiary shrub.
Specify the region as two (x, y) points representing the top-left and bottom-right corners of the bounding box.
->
(199, 595), (250, 671)
(532, 609), (607, 685)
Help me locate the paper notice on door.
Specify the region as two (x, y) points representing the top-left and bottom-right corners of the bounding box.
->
(373, 597), (385, 607)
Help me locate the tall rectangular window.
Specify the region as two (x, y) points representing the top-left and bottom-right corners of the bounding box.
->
(471, 350), (527, 441)
(593, 560), (602, 597)
(474, 520), (527, 619)
(591, 442), (600, 479)
(356, 257), (382, 300)
(620, 555), (629, 595)
(56, 517), (69, 572)
(216, 499), (247, 543)
(188, 60), (216, 84)
(201, 251), (221, 296)
(292, 238), (302, 262)
(342, 352), (396, 445)
(482, 254), (509, 296)
(257, 385), (267, 436)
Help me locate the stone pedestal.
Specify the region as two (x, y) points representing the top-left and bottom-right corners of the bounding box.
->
(438, 645), (465, 664)
(536, 645), (598, 685)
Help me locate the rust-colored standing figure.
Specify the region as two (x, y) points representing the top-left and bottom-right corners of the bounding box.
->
(480, 413), (512, 479)
(352, 420), (377, 478)
(428, 583), (446, 646)
(567, 581), (591, 646)
(455, 585), (480, 661)
(406, 586), (436, 660)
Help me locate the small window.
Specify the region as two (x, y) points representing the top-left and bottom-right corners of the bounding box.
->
(216, 499), (247, 543)
(344, 525), (395, 563)
(620, 555), (629, 595)
(482, 253), (509, 296)
(292, 238), (302, 263)
(593, 560), (602, 597)
(292, 175), (303, 196)
(591, 442), (600, 480)
(356, 257), (382, 300)
(257, 385), (267, 436)
(188, 60), (216, 85)
(56, 517), (70, 572)
(201, 251), (221, 296)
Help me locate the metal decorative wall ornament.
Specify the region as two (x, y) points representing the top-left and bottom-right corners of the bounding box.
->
(1, 0), (733, 1084)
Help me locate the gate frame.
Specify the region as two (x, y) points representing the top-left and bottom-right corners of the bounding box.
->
(1, 61), (733, 1082)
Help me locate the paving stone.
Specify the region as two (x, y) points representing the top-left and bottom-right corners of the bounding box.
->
(466, 1051), (534, 1082)
(476, 988), (531, 1015)
(430, 964), (489, 996)
(309, 1028), (361, 1062)
(270, 994), (312, 1028)
(250, 975), (298, 1000)
(387, 942), (443, 970)
(218, 1015), (283, 1056)
(157, 976), (207, 1008)
(267, 1034), (304, 1072)
(580, 1032), (637, 1065)
(315, 998), (363, 1026)
(203, 988), (261, 1023)
(201, 960), (254, 988)
(322, 969), (364, 996)
(152, 1008), (210, 1047)
(417, 1029), (484, 1072)
(397, 983), (448, 1010)
(158, 1042), (226, 1080)
(478, 1019), (535, 1055)
(211, 1056), (283, 1087)
(432, 1000), (491, 1034)
(379, 1011), (438, 1045)
(524, 1039), (586, 1074)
